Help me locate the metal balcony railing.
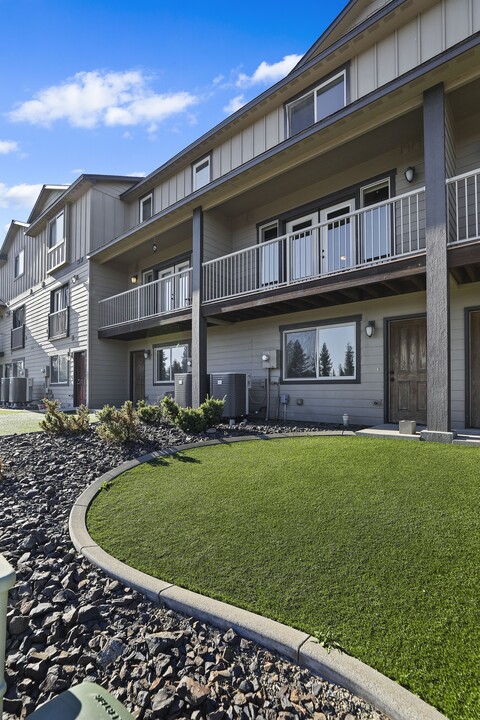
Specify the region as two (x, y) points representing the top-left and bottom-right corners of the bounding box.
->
(48, 308), (69, 339)
(203, 188), (426, 303)
(99, 267), (192, 329)
(447, 169), (480, 245)
(11, 325), (25, 350)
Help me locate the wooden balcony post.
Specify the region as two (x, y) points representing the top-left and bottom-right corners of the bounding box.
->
(192, 207), (208, 407)
(421, 83), (453, 440)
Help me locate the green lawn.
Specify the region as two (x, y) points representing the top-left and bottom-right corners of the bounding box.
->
(0, 409), (44, 435)
(87, 437), (480, 720)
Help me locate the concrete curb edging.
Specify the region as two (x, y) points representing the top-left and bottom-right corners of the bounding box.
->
(69, 434), (448, 720)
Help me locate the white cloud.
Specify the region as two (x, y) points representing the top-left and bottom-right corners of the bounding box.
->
(224, 95), (246, 115)
(0, 140), (19, 154)
(127, 171), (147, 177)
(236, 54), (302, 89)
(9, 70), (198, 130)
(0, 182), (42, 212)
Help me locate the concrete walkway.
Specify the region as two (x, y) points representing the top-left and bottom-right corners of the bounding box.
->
(356, 423), (480, 446)
(70, 434), (448, 720)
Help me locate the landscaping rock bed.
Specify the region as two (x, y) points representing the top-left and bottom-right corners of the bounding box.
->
(0, 422), (385, 720)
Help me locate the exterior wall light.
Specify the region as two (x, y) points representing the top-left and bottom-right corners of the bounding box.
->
(143, 349), (150, 360)
(365, 320), (376, 338)
(152, 243), (158, 253)
(71, 274), (79, 284)
(131, 275), (138, 285)
(404, 166), (415, 183)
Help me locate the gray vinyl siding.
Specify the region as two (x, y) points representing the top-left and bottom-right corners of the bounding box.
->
(90, 185), (128, 252)
(0, 264), (89, 407)
(129, 330), (191, 404)
(88, 261), (129, 407)
(203, 211), (232, 262)
(206, 293), (427, 425)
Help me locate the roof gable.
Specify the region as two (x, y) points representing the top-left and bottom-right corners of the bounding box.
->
(0, 220), (29, 260)
(294, 0), (397, 70)
(27, 185), (69, 224)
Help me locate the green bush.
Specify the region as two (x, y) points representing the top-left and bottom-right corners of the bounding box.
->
(200, 395), (225, 427)
(160, 394), (225, 433)
(40, 398), (90, 435)
(160, 395), (180, 424)
(136, 400), (163, 424)
(96, 400), (139, 443)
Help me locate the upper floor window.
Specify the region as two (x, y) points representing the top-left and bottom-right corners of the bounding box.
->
(49, 210), (65, 248)
(286, 71), (346, 138)
(192, 156), (211, 191)
(11, 306), (25, 350)
(51, 285), (69, 313)
(14, 249), (24, 279)
(140, 194), (153, 222)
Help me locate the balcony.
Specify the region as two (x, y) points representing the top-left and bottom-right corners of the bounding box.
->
(11, 325), (25, 351)
(47, 240), (67, 273)
(48, 308), (69, 339)
(203, 188), (426, 305)
(99, 267), (192, 334)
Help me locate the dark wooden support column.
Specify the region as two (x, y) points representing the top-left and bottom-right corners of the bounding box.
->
(421, 84), (453, 440)
(191, 207), (208, 407)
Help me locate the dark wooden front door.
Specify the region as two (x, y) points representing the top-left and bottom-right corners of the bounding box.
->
(73, 351), (86, 407)
(469, 310), (480, 427)
(388, 317), (427, 424)
(131, 351), (145, 404)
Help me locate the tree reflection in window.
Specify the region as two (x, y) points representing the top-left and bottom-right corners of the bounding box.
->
(284, 322), (356, 380)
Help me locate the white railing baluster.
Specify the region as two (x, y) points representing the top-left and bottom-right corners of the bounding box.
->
(446, 169), (480, 245)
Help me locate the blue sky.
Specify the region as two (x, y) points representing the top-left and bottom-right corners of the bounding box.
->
(0, 0), (346, 234)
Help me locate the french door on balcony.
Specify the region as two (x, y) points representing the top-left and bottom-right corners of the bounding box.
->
(360, 179), (391, 262)
(320, 200), (355, 273)
(286, 213), (319, 281)
(158, 261), (190, 313)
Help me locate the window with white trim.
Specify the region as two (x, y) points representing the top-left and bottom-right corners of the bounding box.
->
(153, 343), (189, 383)
(283, 320), (357, 381)
(14, 249), (24, 279)
(49, 211), (65, 248)
(192, 156), (211, 191)
(286, 71), (346, 137)
(50, 354), (69, 384)
(140, 193), (153, 222)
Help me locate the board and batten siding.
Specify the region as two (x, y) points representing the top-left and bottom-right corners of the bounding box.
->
(351, 0), (480, 101)
(0, 228), (47, 303)
(90, 184), (131, 252)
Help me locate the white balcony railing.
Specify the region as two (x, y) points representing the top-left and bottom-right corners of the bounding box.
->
(203, 188), (426, 303)
(48, 308), (69, 339)
(447, 169), (480, 245)
(99, 267), (192, 329)
(47, 240), (67, 273)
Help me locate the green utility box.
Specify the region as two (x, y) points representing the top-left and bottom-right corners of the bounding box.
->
(27, 682), (134, 719)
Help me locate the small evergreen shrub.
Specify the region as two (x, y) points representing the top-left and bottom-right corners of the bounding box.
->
(40, 398), (90, 435)
(200, 395), (225, 427)
(96, 400), (139, 443)
(175, 407), (206, 433)
(160, 395), (180, 424)
(160, 395), (225, 433)
(136, 400), (163, 424)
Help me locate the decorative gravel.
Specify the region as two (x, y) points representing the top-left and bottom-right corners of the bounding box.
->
(0, 421), (387, 720)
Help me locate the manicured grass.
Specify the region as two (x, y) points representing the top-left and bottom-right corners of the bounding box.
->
(87, 437), (480, 719)
(0, 409), (44, 435)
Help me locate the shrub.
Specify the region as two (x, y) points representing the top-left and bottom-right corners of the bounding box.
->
(175, 407), (206, 433)
(136, 400), (163, 424)
(96, 400), (139, 444)
(160, 395), (225, 433)
(40, 398), (90, 435)
(200, 396), (225, 427)
(160, 395), (180, 424)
